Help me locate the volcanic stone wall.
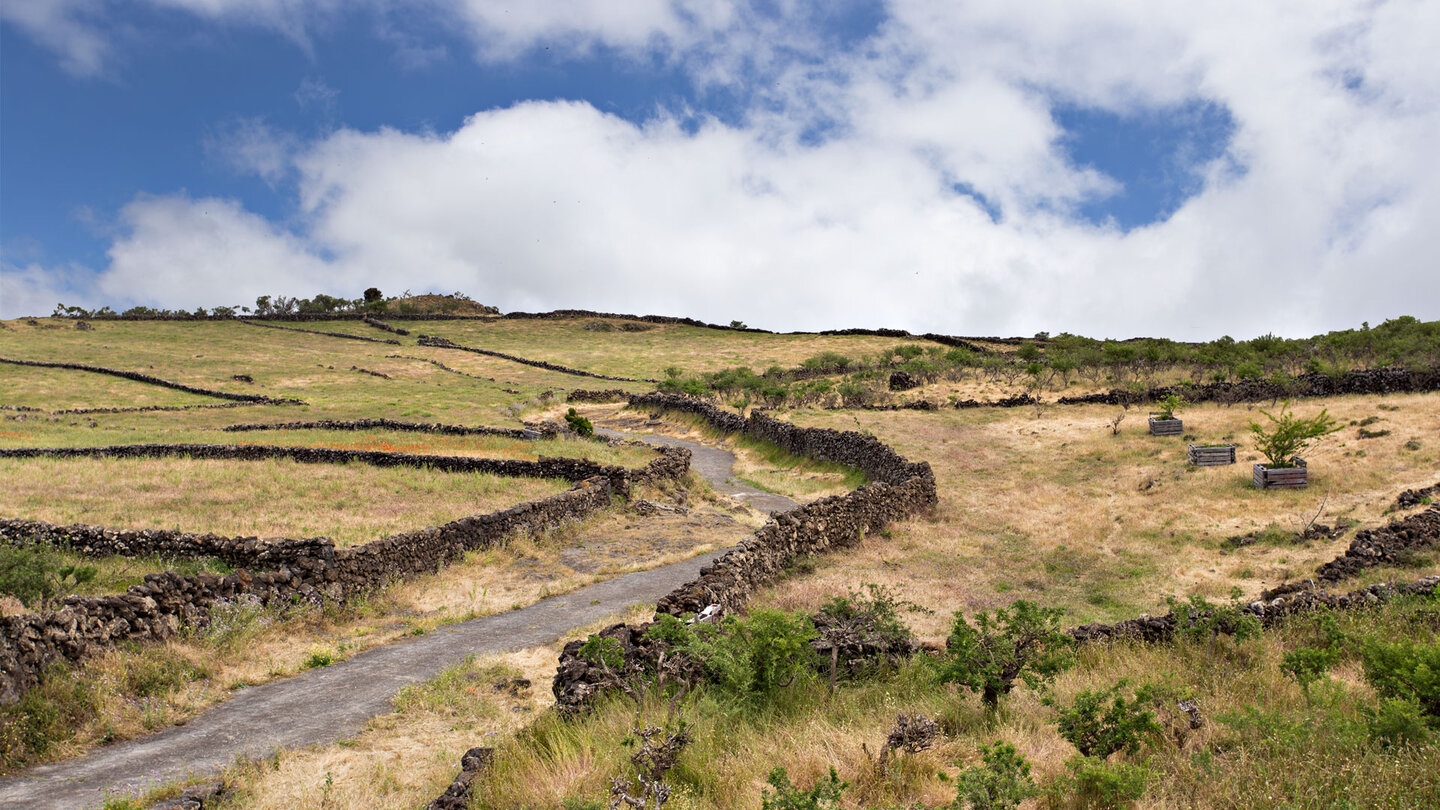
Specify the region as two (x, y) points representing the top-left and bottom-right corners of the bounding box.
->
(0, 443), (628, 492)
(241, 320), (401, 345)
(362, 316), (410, 336)
(417, 335), (657, 383)
(221, 418), (552, 440)
(553, 393), (937, 710)
(1315, 506), (1440, 583)
(1069, 575), (1440, 645)
(0, 435), (691, 701)
(1057, 367), (1440, 407)
(0, 358), (305, 405)
(566, 389), (631, 403)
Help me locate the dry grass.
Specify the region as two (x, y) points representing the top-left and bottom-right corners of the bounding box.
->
(762, 392), (1440, 637)
(0, 456), (572, 548)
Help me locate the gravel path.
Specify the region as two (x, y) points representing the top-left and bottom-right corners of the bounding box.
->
(0, 430), (794, 810)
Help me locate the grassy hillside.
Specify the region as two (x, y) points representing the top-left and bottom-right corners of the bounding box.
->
(1, 314), (1437, 808)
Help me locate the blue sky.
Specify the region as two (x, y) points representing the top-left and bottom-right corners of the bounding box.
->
(2, 1), (1436, 338)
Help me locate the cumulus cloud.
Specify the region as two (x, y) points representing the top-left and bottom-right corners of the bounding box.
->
(5, 1), (1437, 336)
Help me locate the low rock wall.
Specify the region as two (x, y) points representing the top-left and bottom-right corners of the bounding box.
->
(1057, 367), (1440, 407)
(1, 443), (691, 702)
(0, 358), (305, 405)
(553, 393), (936, 711)
(1069, 575), (1440, 645)
(241, 320), (401, 345)
(417, 336), (656, 384)
(566, 389), (630, 403)
(1315, 506), (1440, 583)
(221, 418), (551, 440)
(362, 316), (410, 336)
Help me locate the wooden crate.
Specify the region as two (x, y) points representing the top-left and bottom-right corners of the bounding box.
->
(1188, 444), (1236, 466)
(1254, 458), (1308, 489)
(1149, 416), (1183, 436)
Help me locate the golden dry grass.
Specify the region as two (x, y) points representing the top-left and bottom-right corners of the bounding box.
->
(0, 456), (572, 548)
(763, 392), (1440, 638)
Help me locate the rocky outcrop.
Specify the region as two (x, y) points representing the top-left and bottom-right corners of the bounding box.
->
(888, 371), (920, 391)
(417, 335), (657, 383)
(1315, 506), (1440, 582)
(0, 358), (306, 405)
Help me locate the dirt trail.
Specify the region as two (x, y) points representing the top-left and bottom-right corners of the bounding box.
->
(0, 429), (795, 810)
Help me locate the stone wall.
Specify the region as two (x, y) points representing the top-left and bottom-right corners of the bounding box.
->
(221, 418), (553, 440)
(0, 358), (306, 405)
(553, 393), (937, 711)
(417, 335), (657, 384)
(1, 442), (691, 702)
(1315, 506), (1440, 583)
(361, 316), (410, 336)
(566, 389), (631, 404)
(1069, 575), (1440, 645)
(1056, 367), (1440, 407)
(240, 320), (401, 345)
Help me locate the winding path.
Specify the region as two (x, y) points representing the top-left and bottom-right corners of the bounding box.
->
(0, 429), (794, 810)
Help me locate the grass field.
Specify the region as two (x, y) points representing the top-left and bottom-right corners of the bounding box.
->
(1, 315), (1437, 808)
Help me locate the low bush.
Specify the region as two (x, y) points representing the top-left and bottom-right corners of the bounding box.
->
(937, 600), (1074, 708)
(950, 741), (1037, 810)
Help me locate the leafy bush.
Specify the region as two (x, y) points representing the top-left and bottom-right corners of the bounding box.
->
(1279, 647), (1339, 701)
(0, 544), (97, 610)
(1165, 593), (1261, 654)
(761, 766), (847, 810)
(645, 609), (818, 699)
(813, 583), (925, 684)
(1361, 637), (1440, 720)
(801, 352), (853, 373)
(564, 407), (594, 437)
(1365, 697), (1432, 747)
(938, 600), (1074, 707)
(1153, 394), (1185, 421)
(951, 741), (1037, 810)
(1247, 401), (1341, 468)
(1046, 680), (1160, 759)
(1044, 757), (1150, 810)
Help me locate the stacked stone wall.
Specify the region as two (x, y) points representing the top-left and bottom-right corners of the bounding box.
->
(241, 320), (401, 345)
(0, 358), (305, 405)
(417, 336), (656, 383)
(221, 418), (553, 440)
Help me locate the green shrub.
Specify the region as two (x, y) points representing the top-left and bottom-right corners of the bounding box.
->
(761, 766), (847, 810)
(1153, 394), (1185, 421)
(1280, 647), (1339, 702)
(1365, 697), (1432, 747)
(0, 663), (98, 770)
(1361, 637), (1440, 720)
(1247, 401), (1341, 468)
(564, 408), (594, 437)
(0, 544), (97, 610)
(951, 741), (1037, 810)
(645, 609), (817, 699)
(1046, 680), (1160, 759)
(937, 600), (1074, 707)
(1045, 757), (1150, 810)
(1165, 593), (1261, 653)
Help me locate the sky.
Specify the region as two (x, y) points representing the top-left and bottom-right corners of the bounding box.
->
(2, 1), (1437, 339)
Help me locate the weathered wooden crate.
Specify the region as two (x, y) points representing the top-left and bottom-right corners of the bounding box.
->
(1148, 416), (1183, 436)
(1188, 444), (1236, 466)
(1254, 457), (1308, 489)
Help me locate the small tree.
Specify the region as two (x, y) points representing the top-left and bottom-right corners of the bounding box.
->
(565, 407), (595, 438)
(1153, 393), (1185, 421)
(951, 742), (1037, 810)
(1248, 401), (1341, 468)
(937, 600), (1074, 708)
(363, 287), (383, 304)
(1045, 680), (1160, 759)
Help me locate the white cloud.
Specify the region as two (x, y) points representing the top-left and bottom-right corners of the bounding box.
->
(5, 1), (1438, 336)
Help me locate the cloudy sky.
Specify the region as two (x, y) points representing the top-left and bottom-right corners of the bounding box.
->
(2, 1), (1436, 338)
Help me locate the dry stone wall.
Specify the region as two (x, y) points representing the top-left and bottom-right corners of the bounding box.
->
(1069, 575), (1440, 645)
(1057, 367), (1440, 408)
(553, 393), (937, 711)
(0, 444), (690, 702)
(241, 320), (401, 345)
(362, 316), (410, 336)
(0, 357), (305, 405)
(417, 335), (657, 384)
(221, 418), (553, 440)
(1315, 506), (1440, 583)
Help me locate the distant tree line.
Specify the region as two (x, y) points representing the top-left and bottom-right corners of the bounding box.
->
(658, 317), (1440, 409)
(47, 288), (499, 320)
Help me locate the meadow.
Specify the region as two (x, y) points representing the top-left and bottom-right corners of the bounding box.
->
(0, 311), (1437, 808)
